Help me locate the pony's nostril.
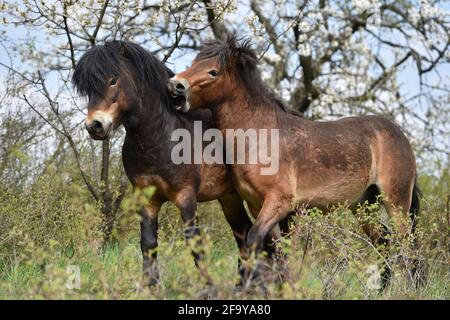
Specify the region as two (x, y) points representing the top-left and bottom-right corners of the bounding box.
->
(85, 122), (94, 134)
(91, 120), (103, 133)
(175, 83), (185, 92)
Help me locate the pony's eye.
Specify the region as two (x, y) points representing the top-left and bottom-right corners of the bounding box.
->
(109, 78), (117, 86)
(208, 70), (218, 78)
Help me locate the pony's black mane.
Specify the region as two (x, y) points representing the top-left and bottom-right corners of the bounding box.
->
(72, 40), (174, 110)
(196, 35), (303, 117)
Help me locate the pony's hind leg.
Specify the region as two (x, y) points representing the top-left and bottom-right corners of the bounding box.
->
(218, 194), (253, 286)
(377, 172), (419, 285)
(375, 145), (416, 238)
(378, 181), (414, 238)
(354, 185), (392, 290)
(381, 177), (423, 284)
(174, 188), (213, 286)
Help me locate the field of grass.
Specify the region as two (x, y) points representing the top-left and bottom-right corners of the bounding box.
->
(0, 193), (448, 300)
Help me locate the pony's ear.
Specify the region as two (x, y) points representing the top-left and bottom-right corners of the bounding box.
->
(224, 35), (259, 71)
(118, 42), (127, 57)
(226, 33), (239, 48)
(235, 39), (259, 71)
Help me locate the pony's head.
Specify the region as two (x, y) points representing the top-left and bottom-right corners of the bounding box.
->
(167, 35), (259, 112)
(73, 40), (172, 139)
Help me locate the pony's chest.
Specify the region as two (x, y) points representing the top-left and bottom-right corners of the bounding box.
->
(130, 174), (170, 195)
(231, 166), (264, 208)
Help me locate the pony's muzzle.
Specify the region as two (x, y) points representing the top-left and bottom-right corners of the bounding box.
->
(167, 78), (186, 96)
(167, 77), (190, 112)
(85, 115), (113, 140)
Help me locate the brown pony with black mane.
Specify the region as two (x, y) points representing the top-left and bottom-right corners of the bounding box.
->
(72, 40), (264, 287)
(168, 36), (421, 287)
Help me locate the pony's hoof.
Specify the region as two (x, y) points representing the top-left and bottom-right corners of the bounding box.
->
(147, 276), (159, 287)
(142, 271), (160, 288)
(197, 284), (218, 300)
(233, 279), (245, 293)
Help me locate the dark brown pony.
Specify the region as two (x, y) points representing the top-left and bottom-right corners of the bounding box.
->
(72, 40), (261, 287)
(168, 36), (421, 286)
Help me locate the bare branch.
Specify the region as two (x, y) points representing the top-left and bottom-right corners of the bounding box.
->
(202, 0), (230, 39)
(163, 1), (196, 63)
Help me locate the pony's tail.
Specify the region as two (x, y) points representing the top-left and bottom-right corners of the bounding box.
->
(410, 174), (426, 285)
(410, 177), (421, 234)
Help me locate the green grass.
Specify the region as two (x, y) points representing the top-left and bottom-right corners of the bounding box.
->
(0, 213), (448, 300)
(0, 178), (448, 299)
(0, 234), (234, 299)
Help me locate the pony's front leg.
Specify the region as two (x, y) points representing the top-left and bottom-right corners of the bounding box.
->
(244, 194), (292, 286)
(175, 189), (213, 285)
(140, 200), (162, 287)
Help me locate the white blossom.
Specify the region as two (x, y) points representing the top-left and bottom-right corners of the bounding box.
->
(297, 42), (311, 56)
(408, 8), (421, 26)
(298, 21), (310, 32)
(352, 0), (381, 14)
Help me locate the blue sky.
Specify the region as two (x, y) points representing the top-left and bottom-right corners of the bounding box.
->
(0, 3), (448, 114)
(0, 3), (448, 172)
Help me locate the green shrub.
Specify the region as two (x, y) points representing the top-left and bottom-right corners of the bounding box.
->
(0, 168), (448, 299)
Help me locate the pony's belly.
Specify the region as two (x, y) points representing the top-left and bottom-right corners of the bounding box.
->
(295, 177), (368, 209)
(293, 147), (372, 208)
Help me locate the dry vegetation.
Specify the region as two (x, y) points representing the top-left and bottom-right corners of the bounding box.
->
(0, 169), (448, 299)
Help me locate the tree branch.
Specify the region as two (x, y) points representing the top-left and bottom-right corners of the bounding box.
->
(163, 1), (196, 63)
(202, 0), (229, 39)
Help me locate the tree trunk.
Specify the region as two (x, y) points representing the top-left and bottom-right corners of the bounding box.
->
(100, 138), (114, 243)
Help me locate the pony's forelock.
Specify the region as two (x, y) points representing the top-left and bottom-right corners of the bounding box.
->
(72, 41), (174, 108)
(195, 34), (259, 72)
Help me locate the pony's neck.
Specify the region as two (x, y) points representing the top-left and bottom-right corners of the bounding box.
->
(123, 93), (180, 149)
(214, 89), (278, 129)
(214, 79), (305, 128)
